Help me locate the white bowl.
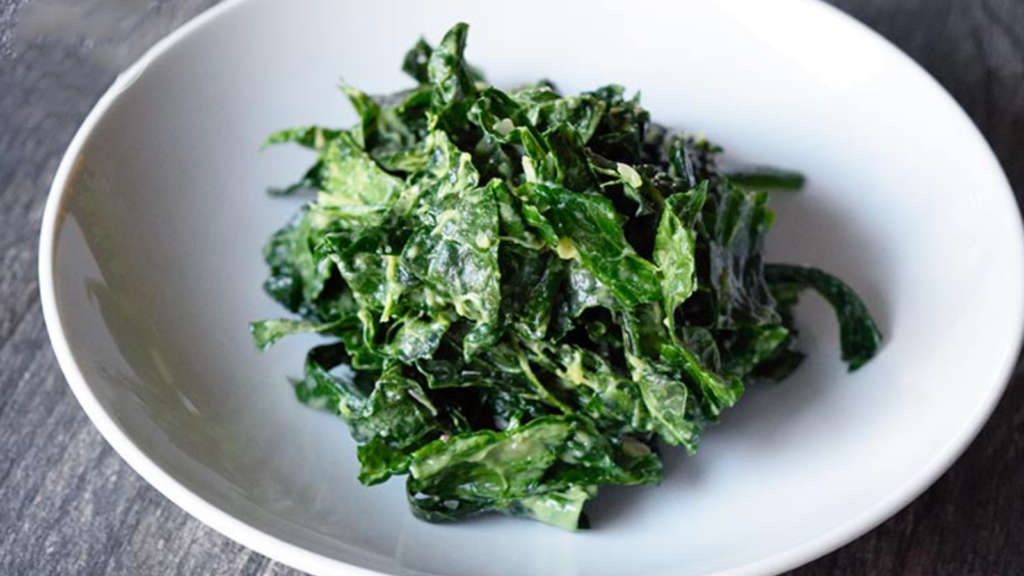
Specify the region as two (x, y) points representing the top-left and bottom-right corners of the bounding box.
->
(39, 0), (1024, 575)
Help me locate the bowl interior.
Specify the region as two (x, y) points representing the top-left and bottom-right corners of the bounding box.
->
(46, 0), (1023, 575)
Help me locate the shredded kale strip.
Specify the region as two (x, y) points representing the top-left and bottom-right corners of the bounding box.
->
(764, 264), (882, 371)
(251, 23), (883, 530)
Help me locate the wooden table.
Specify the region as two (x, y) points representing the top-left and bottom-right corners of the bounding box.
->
(1, 1), (1021, 574)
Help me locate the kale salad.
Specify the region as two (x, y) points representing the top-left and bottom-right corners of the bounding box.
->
(251, 23), (881, 530)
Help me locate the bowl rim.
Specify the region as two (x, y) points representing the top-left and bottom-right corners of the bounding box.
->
(37, 0), (1024, 575)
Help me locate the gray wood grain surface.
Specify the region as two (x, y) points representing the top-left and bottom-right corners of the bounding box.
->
(1, 1), (1021, 574)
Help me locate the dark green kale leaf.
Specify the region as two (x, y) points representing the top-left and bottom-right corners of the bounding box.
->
(586, 85), (650, 164)
(343, 85), (432, 174)
(726, 166), (806, 191)
(765, 264), (882, 371)
(655, 181), (707, 323)
(406, 415), (660, 529)
(701, 182), (780, 329)
(524, 182), (661, 307)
